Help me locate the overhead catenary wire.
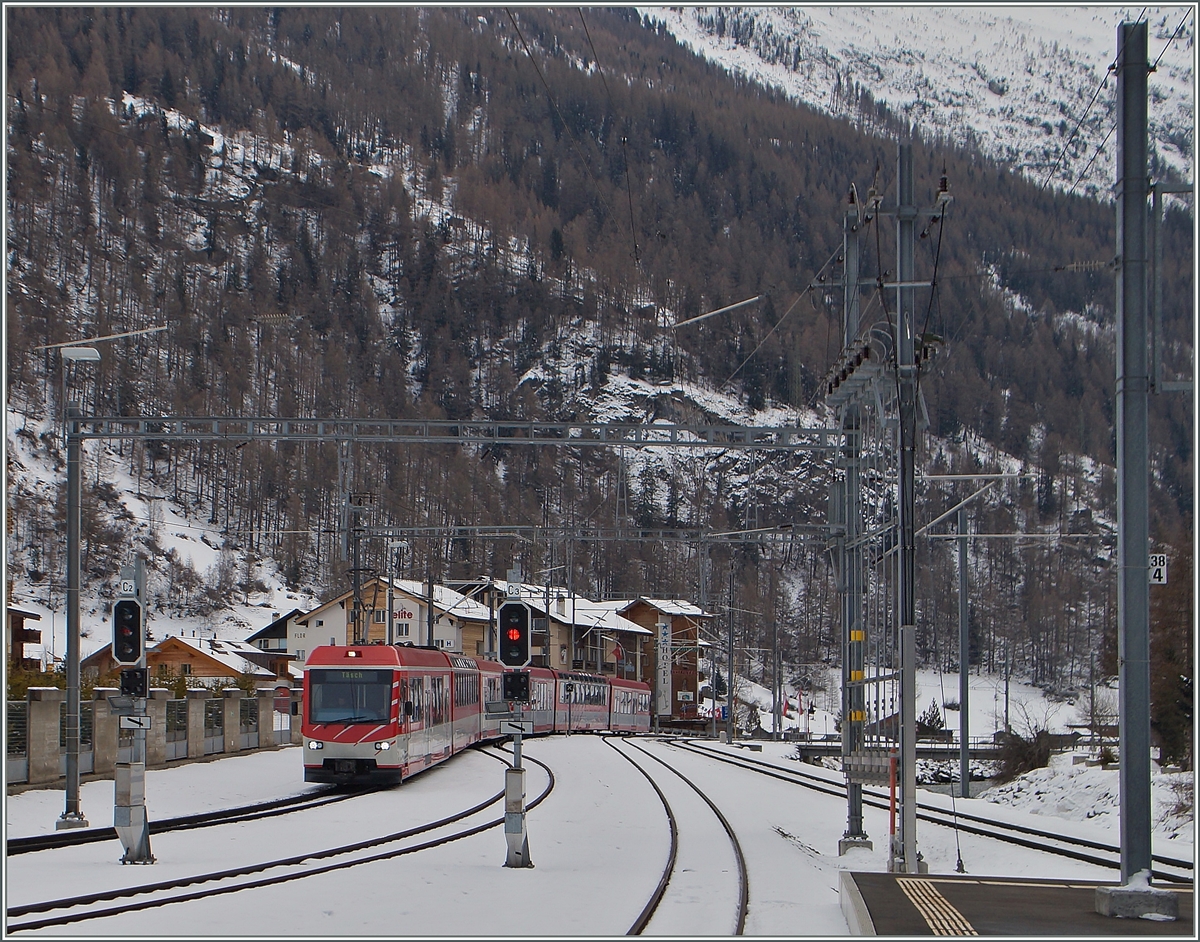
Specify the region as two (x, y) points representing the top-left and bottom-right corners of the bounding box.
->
(718, 241), (846, 392)
(1036, 7), (1159, 195)
(1060, 7), (1196, 199)
(504, 9), (627, 261)
(577, 8), (641, 267)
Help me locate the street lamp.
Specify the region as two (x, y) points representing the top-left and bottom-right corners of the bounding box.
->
(57, 346), (100, 830)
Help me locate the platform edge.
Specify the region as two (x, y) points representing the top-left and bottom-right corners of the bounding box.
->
(839, 871), (877, 936)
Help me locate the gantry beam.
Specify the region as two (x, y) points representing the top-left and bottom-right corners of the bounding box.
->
(358, 524), (826, 545)
(74, 416), (845, 451)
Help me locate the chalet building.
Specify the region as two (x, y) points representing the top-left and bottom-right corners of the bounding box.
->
(81, 634), (296, 688)
(617, 599), (712, 723)
(288, 577), (490, 661)
(245, 609), (302, 654)
(7, 606), (43, 670)
(453, 580), (651, 680)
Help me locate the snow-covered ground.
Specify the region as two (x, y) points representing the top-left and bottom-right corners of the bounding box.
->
(5, 733), (1191, 936)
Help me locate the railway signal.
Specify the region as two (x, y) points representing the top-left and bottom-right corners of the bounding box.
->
(119, 667), (149, 698)
(502, 670), (531, 702)
(498, 602), (531, 668)
(111, 599), (144, 666)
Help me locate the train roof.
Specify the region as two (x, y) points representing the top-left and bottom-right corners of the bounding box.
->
(305, 644), (454, 669)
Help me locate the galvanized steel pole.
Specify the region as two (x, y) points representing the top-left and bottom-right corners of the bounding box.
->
(57, 403), (88, 830)
(1114, 20), (1152, 885)
(896, 142), (919, 874)
(841, 194), (868, 847)
(958, 508), (970, 799)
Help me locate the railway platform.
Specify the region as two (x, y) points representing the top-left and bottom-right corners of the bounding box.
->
(840, 871), (1194, 936)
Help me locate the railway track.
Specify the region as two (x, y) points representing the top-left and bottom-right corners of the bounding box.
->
(672, 739), (1194, 884)
(6, 749), (555, 934)
(7, 785), (360, 855)
(606, 736), (748, 935)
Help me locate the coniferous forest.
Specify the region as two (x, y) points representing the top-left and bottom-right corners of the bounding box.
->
(4, 8), (1192, 761)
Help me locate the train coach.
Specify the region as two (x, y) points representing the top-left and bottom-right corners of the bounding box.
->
(301, 644), (651, 785)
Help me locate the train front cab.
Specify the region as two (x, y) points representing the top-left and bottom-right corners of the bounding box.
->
(302, 646), (404, 785)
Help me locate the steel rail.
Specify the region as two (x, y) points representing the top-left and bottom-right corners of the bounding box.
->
(671, 741), (1193, 883)
(621, 738), (749, 934)
(7, 785), (356, 855)
(8, 750), (555, 932)
(602, 736), (680, 935)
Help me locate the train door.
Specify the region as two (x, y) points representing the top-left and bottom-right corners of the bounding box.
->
(409, 674), (428, 767)
(398, 676), (410, 771)
(429, 674), (449, 757)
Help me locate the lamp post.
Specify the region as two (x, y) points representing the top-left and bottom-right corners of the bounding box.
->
(58, 345), (100, 830)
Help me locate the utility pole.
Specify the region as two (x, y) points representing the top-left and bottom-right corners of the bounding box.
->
(58, 403), (88, 830)
(894, 142), (921, 875)
(1095, 23), (1179, 922)
(726, 559), (735, 742)
(958, 508), (970, 799)
(836, 184), (870, 852)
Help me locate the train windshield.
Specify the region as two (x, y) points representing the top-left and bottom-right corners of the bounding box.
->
(308, 669), (392, 724)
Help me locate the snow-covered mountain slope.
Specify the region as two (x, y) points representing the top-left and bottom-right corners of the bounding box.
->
(641, 6), (1194, 197)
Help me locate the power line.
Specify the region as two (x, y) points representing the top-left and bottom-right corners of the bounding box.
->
(1037, 8), (1147, 194)
(718, 243), (845, 392)
(504, 9), (620, 235)
(1058, 8), (1193, 199)
(1152, 9), (1193, 71)
(1067, 124), (1116, 197)
(577, 8), (641, 267)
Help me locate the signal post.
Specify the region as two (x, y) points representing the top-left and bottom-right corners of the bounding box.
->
(497, 601), (534, 868)
(111, 562), (155, 864)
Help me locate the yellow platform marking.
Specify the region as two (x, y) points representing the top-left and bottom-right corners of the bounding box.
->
(897, 878), (978, 935)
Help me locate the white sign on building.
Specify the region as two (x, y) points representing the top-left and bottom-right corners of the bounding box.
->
(656, 621), (672, 717)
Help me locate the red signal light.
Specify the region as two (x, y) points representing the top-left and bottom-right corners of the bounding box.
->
(507, 627), (522, 641)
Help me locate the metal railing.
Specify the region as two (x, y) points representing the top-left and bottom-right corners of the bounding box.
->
(203, 699), (224, 755)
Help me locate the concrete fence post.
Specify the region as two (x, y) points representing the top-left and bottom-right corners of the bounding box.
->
(91, 687), (120, 776)
(146, 689), (169, 767)
(291, 688), (304, 745)
(256, 688), (275, 749)
(222, 687), (243, 754)
(26, 687), (65, 785)
(185, 688), (207, 760)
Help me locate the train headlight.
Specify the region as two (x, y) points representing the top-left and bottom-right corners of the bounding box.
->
(307, 741), (324, 750)
(374, 741), (391, 751)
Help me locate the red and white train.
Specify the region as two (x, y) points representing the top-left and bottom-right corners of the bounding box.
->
(301, 644), (652, 785)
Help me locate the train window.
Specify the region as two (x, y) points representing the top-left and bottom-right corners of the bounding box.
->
(411, 677), (423, 722)
(454, 671), (479, 708)
(431, 676), (447, 725)
(308, 669), (392, 724)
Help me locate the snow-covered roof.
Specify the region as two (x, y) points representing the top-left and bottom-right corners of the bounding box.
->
(161, 635), (277, 678)
(624, 598), (712, 618)
(487, 584), (650, 635)
(568, 600), (651, 636)
(386, 579), (491, 622)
